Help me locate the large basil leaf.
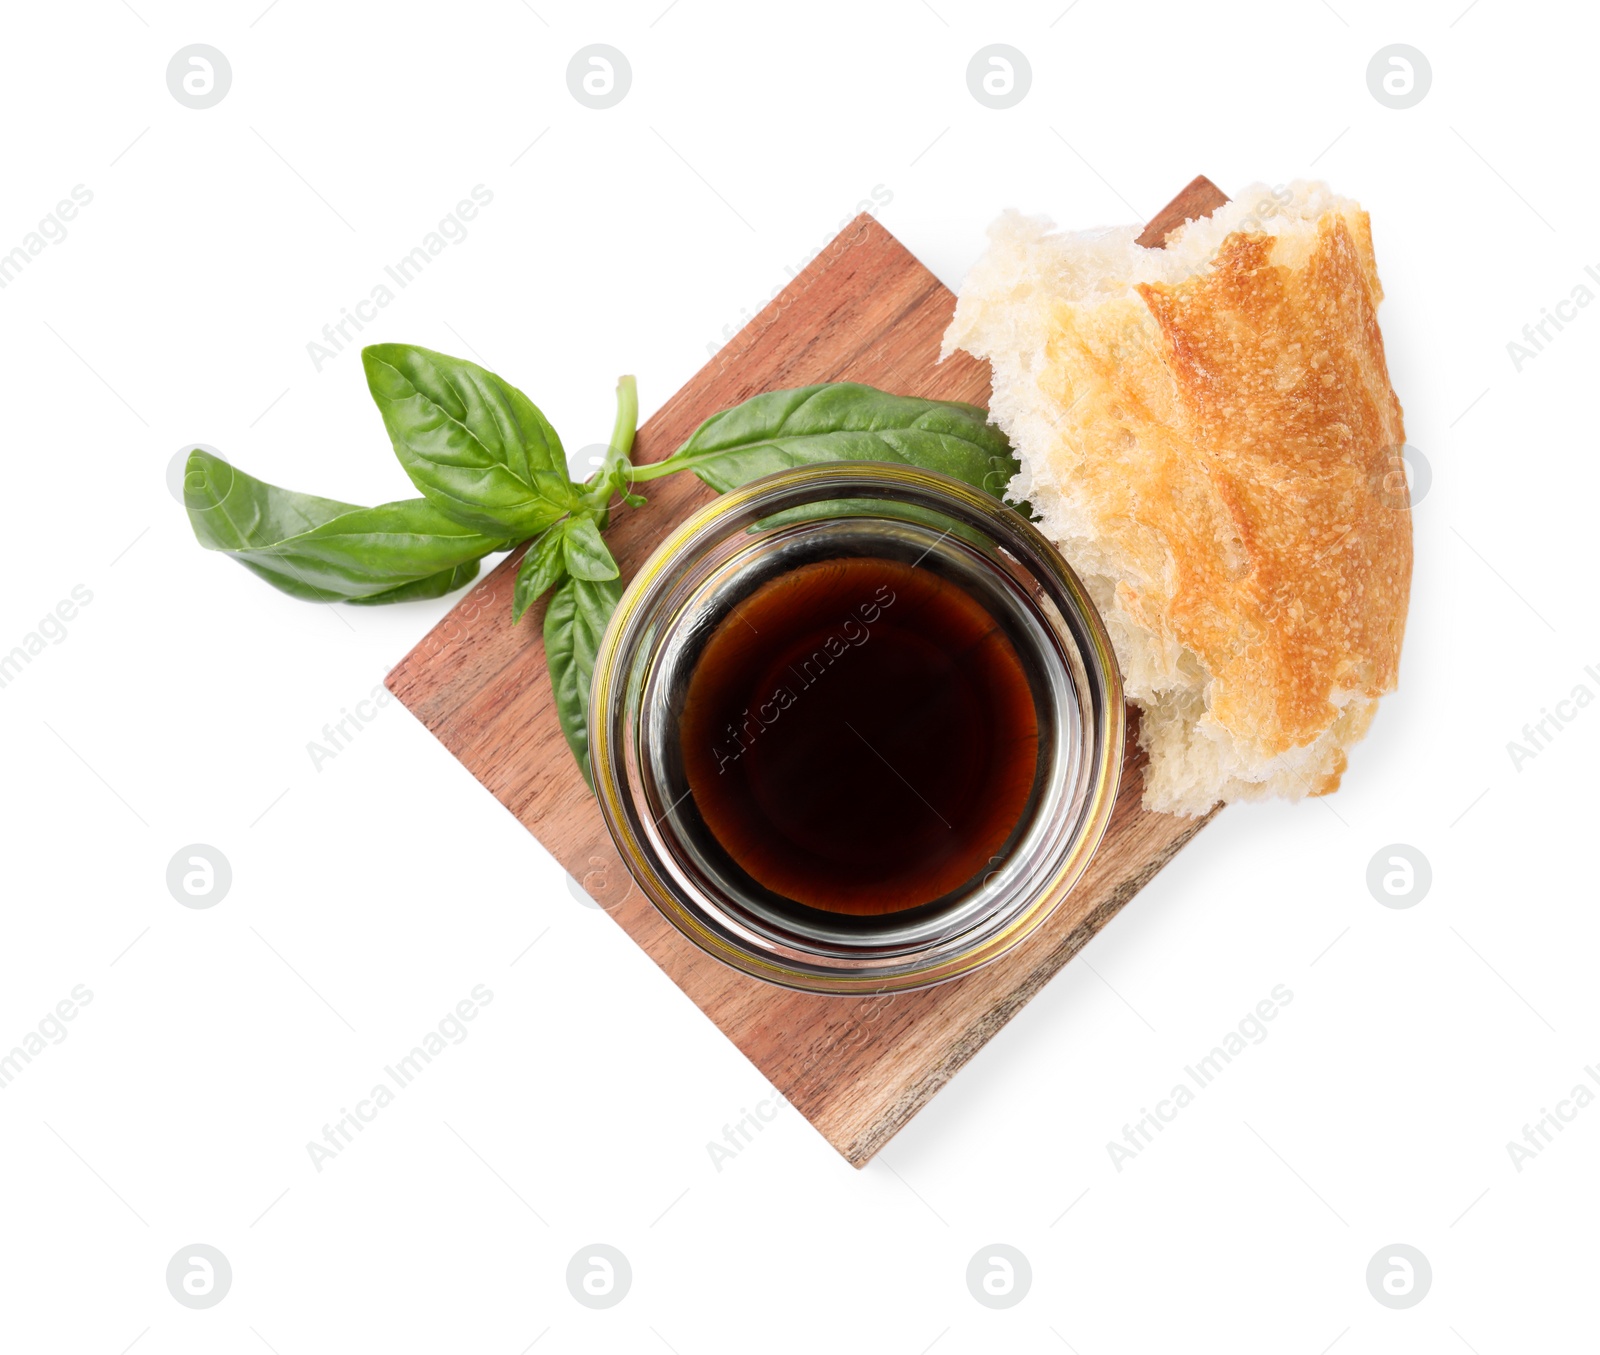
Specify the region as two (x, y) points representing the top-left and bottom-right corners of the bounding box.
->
(362, 343), (576, 536)
(184, 449), (505, 603)
(637, 383), (1020, 498)
(544, 574), (622, 790)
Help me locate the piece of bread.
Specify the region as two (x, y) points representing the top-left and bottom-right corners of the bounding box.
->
(942, 181), (1411, 816)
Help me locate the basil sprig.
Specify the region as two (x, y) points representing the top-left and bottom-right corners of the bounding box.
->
(182, 345), (1020, 788)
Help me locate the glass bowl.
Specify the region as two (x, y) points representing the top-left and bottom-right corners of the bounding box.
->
(588, 462), (1123, 994)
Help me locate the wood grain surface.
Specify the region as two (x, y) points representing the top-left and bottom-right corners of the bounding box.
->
(386, 210), (1220, 1166)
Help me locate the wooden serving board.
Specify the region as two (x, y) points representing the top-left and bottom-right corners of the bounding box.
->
(386, 212), (1219, 1166)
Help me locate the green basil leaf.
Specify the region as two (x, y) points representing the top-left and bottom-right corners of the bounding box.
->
(545, 574), (622, 790)
(349, 560), (483, 605)
(183, 446), (363, 545)
(512, 528), (568, 624)
(561, 515), (620, 582)
(640, 383), (1020, 498)
(184, 449), (505, 603)
(362, 343), (576, 536)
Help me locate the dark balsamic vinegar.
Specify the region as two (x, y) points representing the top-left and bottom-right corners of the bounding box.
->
(678, 556), (1040, 916)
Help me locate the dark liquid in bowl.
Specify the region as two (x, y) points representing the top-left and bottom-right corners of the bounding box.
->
(678, 556), (1040, 916)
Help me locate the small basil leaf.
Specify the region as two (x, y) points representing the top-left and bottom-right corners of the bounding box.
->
(512, 529), (568, 623)
(362, 343), (576, 536)
(561, 515), (620, 582)
(545, 574), (622, 790)
(184, 449), (505, 602)
(640, 383), (1021, 499)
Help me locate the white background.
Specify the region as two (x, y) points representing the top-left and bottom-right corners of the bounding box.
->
(0, 0), (1593, 1350)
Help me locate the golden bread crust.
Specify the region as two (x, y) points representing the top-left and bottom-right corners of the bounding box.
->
(1128, 213), (1409, 764)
